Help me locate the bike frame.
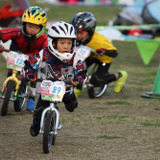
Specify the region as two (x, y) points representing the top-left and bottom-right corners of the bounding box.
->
(39, 102), (60, 135)
(1, 70), (20, 99)
(1, 48), (28, 101)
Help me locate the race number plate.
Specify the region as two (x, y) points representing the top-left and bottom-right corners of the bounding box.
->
(6, 51), (29, 71)
(40, 80), (66, 101)
(75, 45), (91, 61)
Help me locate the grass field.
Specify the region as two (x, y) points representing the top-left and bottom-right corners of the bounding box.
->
(1, 1), (160, 160)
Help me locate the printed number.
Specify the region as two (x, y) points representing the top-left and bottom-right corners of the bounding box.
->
(79, 49), (86, 56)
(16, 58), (24, 65)
(52, 86), (62, 94)
(57, 87), (62, 94)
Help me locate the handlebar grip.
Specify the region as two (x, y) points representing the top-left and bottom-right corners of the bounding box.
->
(3, 48), (10, 52)
(36, 78), (43, 82)
(23, 77), (43, 82)
(0, 45), (10, 53)
(65, 80), (72, 85)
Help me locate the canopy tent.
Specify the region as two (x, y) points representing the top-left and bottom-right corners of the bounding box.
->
(109, 0), (160, 26)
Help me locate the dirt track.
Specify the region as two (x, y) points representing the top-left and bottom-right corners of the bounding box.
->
(1, 41), (160, 159)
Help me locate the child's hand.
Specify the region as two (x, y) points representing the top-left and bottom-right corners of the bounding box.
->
(0, 45), (4, 53)
(27, 74), (37, 82)
(70, 80), (79, 86)
(29, 78), (36, 82)
(95, 48), (106, 56)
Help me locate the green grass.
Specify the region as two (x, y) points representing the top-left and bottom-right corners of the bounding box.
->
(99, 135), (123, 139)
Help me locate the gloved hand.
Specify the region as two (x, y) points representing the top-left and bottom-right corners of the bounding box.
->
(27, 73), (37, 81)
(0, 45), (4, 53)
(24, 60), (33, 69)
(95, 48), (107, 56)
(73, 78), (82, 88)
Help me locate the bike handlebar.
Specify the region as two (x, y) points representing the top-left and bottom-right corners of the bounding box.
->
(23, 76), (73, 85)
(3, 48), (10, 52)
(0, 45), (10, 53)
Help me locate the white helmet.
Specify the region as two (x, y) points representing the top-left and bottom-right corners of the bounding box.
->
(48, 21), (77, 63)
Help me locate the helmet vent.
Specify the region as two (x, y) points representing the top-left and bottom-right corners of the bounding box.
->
(64, 23), (68, 32)
(27, 10), (30, 17)
(35, 13), (39, 18)
(32, 9), (36, 15)
(51, 26), (60, 34)
(59, 26), (66, 35)
(87, 19), (92, 23)
(70, 26), (73, 35)
(41, 13), (46, 17)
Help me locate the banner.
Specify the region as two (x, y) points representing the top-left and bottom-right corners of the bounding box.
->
(135, 40), (160, 66)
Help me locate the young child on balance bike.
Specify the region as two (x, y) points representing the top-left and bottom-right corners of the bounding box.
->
(70, 12), (128, 97)
(0, 6), (48, 111)
(25, 21), (87, 136)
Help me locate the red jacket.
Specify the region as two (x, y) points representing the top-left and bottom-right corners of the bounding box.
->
(0, 28), (48, 57)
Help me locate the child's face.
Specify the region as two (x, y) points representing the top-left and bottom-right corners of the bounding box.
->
(26, 23), (41, 36)
(54, 38), (73, 53)
(77, 31), (88, 41)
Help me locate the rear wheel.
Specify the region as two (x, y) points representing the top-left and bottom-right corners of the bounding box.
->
(43, 111), (56, 154)
(1, 80), (15, 116)
(14, 78), (28, 112)
(88, 84), (108, 98)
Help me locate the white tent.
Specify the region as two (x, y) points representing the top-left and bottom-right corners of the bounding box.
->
(117, 0), (135, 6)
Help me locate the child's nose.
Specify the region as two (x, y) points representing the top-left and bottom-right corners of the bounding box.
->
(64, 44), (69, 48)
(30, 28), (36, 34)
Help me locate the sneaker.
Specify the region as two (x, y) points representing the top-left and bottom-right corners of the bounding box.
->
(74, 88), (82, 97)
(25, 98), (35, 112)
(114, 71), (128, 93)
(30, 123), (40, 137)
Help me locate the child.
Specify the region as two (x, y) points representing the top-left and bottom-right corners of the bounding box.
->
(0, 6), (48, 111)
(70, 12), (128, 97)
(25, 21), (87, 136)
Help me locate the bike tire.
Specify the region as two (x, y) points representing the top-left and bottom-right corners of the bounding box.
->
(1, 80), (15, 116)
(43, 111), (56, 154)
(14, 78), (28, 112)
(52, 112), (57, 146)
(88, 84), (108, 98)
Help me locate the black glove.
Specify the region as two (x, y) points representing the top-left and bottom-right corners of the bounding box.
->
(96, 48), (107, 56)
(27, 73), (37, 80)
(96, 48), (118, 58)
(24, 60), (32, 69)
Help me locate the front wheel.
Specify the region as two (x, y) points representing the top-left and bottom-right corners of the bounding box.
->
(88, 84), (108, 98)
(1, 80), (15, 116)
(14, 78), (28, 112)
(43, 111), (56, 154)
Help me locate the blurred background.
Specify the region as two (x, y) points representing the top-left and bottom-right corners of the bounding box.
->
(0, 0), (123, 27)
(0, 0), (160, 40)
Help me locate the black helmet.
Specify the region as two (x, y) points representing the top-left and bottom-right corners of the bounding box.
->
(70, 12), (96, 45)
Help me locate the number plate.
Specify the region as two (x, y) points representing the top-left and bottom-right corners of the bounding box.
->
(6, 51), (29, 71)
(40, 80), (66, 101)
(75, 45), (91, 61)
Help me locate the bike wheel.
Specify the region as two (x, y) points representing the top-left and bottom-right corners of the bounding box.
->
(43, 111), (56, 154)
(14, 78), (28, 112)
(1, 80), (15, 116)
(88, 84), (108, 98)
